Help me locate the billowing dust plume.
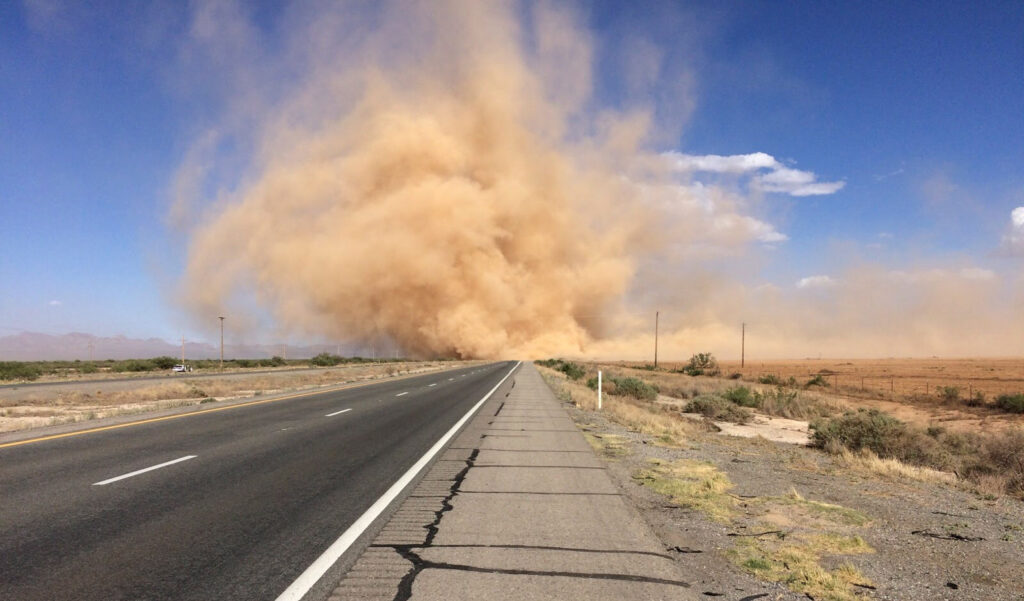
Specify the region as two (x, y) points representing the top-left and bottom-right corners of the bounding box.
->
(176, 1), (1021, 360)
(176, 1), (648, 358)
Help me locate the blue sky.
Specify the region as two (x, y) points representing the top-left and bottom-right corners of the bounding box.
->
(1, 1), (1022, 352)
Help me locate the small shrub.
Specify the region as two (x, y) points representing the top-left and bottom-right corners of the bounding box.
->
(995, 394), (1024, 414)
(722, 386), (758, 408)
(270, 355), (286, 366)
(962, 429), (1024, 497)
(806, 374), (829, 388)
(811, 409), (953, 470)
(612, 376), (658, 401)
(811, 409), (907, 456)
(685, 396), (752, 424)
(559, 362), (586, 381)
(755, 388), (835, 420)
(938, 386), (960, 403)
(679, 352), (720, 377)
(758, 374), (782, 386)
(310, 353), (340, 367)
(0, 362), (43, 381)
(965, 391), (986, 407)
(535, 358), (585, 380)
(150, 356), (178, 370)
(728, 372), (742, 380)
(120, 359), (156, 372)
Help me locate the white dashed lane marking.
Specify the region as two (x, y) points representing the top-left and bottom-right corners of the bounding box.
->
(93, 455), (197, 486)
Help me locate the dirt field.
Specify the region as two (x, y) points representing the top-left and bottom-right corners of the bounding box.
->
(715, 358), (1024, 398)
(599, 359), (1024, 434)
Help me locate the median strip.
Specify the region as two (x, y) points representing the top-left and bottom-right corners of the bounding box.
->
(92, 455), (197, 486)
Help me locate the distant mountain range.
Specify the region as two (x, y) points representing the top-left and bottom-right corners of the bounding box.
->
(0, 332), (366, 361)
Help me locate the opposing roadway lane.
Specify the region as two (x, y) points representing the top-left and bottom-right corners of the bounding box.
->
(0, 361), (518, 601)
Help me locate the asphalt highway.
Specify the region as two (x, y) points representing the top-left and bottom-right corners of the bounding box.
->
(0, 361), (517, 601)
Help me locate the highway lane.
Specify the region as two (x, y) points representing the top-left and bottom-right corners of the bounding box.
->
(0, 361), (518, 601)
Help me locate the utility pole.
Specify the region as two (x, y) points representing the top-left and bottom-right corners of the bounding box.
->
(87, 341), (94, 362)
(181, 335), (186, 366)
(654, 311), (659, 368)
(741, 322), (746, 368)
(218, 316), (225, 370)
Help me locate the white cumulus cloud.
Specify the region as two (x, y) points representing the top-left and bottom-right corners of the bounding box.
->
(1001, 207), (1024, 255)
(796, 275), (837, 289)
(665, 151), (844, 197)
(47, 300), (61, 306)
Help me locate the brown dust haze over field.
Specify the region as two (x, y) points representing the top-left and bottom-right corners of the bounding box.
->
(173, 1), (1024, 360)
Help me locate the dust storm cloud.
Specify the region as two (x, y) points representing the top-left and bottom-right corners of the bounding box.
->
(176, 2), (647, 358)
(174, 1), (1021, 360)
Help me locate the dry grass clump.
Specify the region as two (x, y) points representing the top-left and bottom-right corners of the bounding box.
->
(582, 431), (630, 459)
(778, 489), (871, 527)
(626, 448), (876, 601)
(633, 457), (737, 523)
(836, 448), (958, 485)
(538, 365), (696, 446)
(730, 535), (874, 601)
(960, 428), (1024, 497)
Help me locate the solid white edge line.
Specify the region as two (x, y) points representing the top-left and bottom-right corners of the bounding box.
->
(92, 455), (197, 486)
(325, 408), (352, 417)
(273, 361), (520, 601)
(395, 391), (408, 397)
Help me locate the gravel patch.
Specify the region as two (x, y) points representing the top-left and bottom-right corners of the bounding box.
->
(565, 399), (1024, 601)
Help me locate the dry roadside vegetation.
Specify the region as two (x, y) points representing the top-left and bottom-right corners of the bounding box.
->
(538, 358), (1024, 600)
(0, 361), (470, 433)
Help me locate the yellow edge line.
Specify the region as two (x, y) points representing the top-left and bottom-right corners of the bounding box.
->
(0, 370), (443, 450)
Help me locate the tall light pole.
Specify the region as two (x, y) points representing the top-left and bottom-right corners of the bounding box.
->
(218, 316), (225, 370)
(654, 311), (659, 368)
(741, 322), (746, 369)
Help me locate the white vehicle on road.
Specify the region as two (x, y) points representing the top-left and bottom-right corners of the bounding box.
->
(172, 364), (193, 373)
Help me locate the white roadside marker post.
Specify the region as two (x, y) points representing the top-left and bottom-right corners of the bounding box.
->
(597, 370), (602, 410)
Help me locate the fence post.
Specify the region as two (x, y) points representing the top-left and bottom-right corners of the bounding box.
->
(597, 370), (602, 410)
